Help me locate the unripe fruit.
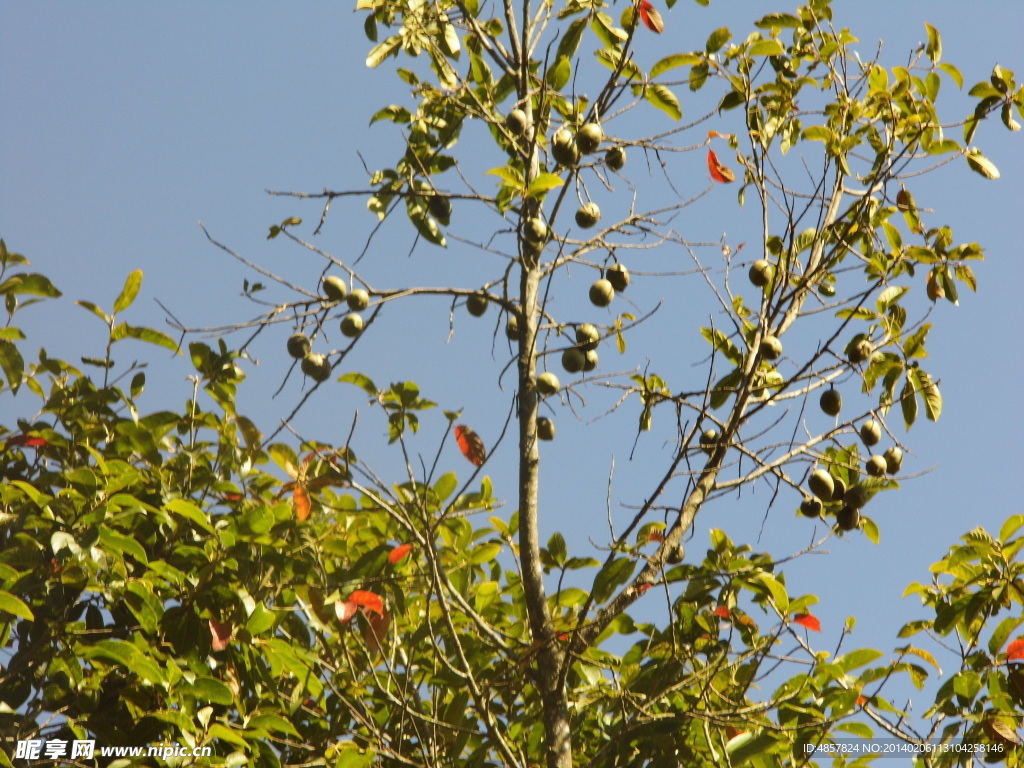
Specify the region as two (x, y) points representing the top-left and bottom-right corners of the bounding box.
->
(836, 505), (861, 531)
(536, 372), (560, 395)
(561, 347), (585, 373)
(830, 476), (847, 503)
(537, 416), (556, 441)
(665, 543), (685, 565)
(575, 323), (600, 351)
(551, 128), (580, 166)
(322, 276), (348, 303)
(820, 388), (842, 416)
(340, 313), (364, 338)
(808, 470), (834, 501)
(800, 496), (823, 518)
(524, 217), (548, 243)
(505, 315), (521, 340)
(347, 289), (370, 311)
(759, 335), (783, 360)
(467, 294), (489, 317)
(583, 349), (598, 372)
(848, 337), (872, 364)
(605, 263), (630, 292)
(699, 428), (719, 455)
(866, 455), (887, 477)
(576, 123), (603, 154)
(605, 146), (626, 171)
(287, 333), (311, 359)
(575, 202), (601, 229)
(589, 279), (615, 307)
(844, 484), (869, 509)
(883, 446), (903, 474)
(748, 259), (773, 288)
(505, 109), (528, 136)
(301, 353), (331, 382)
(860, 419), (881, 446)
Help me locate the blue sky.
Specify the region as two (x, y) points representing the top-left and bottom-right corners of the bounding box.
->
(3, 0), (1023, 738)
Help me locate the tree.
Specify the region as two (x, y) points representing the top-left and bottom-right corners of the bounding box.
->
(2, 0), (1023, 766)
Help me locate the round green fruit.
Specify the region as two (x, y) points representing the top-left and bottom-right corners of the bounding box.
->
(505, 109), (528, 137)
(536, 372), (561, 395)
(848, 337), (873, 364)
(808, 469), (834, 501)
(699, 428), (719, 455)
(589, 279), (615, 307)
(575, 202), (601, 229)
(844, 484), (869, 509)
(759, 335), (783, 360)
(583, 349), (598, 372)
(524, 217), (548, 243)
(322, 276), (348, 303)
(605, 263), (630, 292)
(561, 347), (585, 374)
(748, 259), (774, 288)
(836, 505), (861, 531)
(340, 313), (364, 338)
(866, 454), (887, 477)
(301, 353), (331, 382)
(467, 293), (489, 317)
(883, 446), (903, 474)
(537, 417), (556, 441)
(287, 333), (311, 359)
(800, 497), (823, 518)
(860, 419), (881, 446)
(820, 388), (842, 416)
(576, 123), (603, 154)
(505, 315), (521, 340)
(605, 146), (626, 171)
(551, 129), (580, 166)
(665, 543), (685, 565)
(347, 289), (370, 311)
(575, 323), (600, 351)
(428, 195), (452, 221)
(831, 476), (847, 503)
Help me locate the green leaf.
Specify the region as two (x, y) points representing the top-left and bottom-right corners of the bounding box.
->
(700, 327), (742, 366)
(924, 22), (941, 63)
(754, 13), (801, 29)
(595, 49), (642, 82)
(164, 498), (215, 533)
(110, 323), (180, 353)
(802, 125), (833, 143)
(876, 286), (909, 313)
(751, 573), (789, 613)
(645, 84), (681, 121)
(556, 18), (587, 62)
(900, 377), (918, 429)
(965, 149), (1000, 179)
(748, 39), (784, 57)
(591, 557), (636, 604)
(339, 371), (378, 396)
(650, 52), (702, 79)
(486, 165), (524, 187)
(182, 676), (235, 706)
(546, 56), (571, 91)
(705, 27), (731, 54)
(98, 526), (149, 564)
(938, 62), (963, 89)
(113, 269), (143, 313)
(526, 173), (564, 198)
(835, 648), (883, 672)
(366, 36), (400, 68)
(0, 590), (34, 620)
(0, 272), (61, 299)
(247, 713), (302, 738)
(246, 602), (277, 636)
(0, 340), (25, 394)
(590, 13), (628, 47)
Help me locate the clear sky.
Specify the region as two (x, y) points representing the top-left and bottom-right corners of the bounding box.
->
(3, 0), (1022, 737)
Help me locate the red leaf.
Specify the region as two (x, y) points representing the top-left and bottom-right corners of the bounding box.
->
(5, 435), (47, 449)
(636, 583), (651, 595)
(793, 613), (822, 632)
(348, 590), (384, 616)
(725, 726), (745, 740)
(646, 530), (665, 543)
(335, 600), (358, 623)
(209, 619), (233, 651)
(1006, 637), (1024, 661)
(454, 424), (487, 467)
(364, 608), (391, 652)
(856, 695), (868, 707)
(388, 543), (413, 564)
(707, 149), (735, 183)
(712, 605), (730, 619)
(638, 0), (664, 33)
(293, 486), (311, 521)
(556, 632), (570, 642)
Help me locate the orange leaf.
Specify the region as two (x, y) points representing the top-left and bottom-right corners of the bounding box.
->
(646, 530), (664, 543)
(335, 600), (358, 623)
(364, 608), (391, 652)
(712, 605), (730, 619)
(293, 486), (311, 521)
(556, 632), (570, 642)
(1006, 637), (1024, 661)
(348, 590), (384, 616)
(638, 0), (664, 33)
(209, 619), (233, 652)
(636, 583), (652, 595)
(707, 148), (735, 183)
(388, 543), (413, 564)
(793, 613), (821, 632)
(454, 424), (487, 466)
(856, 695), (868, 707)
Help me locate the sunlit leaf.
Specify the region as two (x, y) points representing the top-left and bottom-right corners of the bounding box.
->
(454, 424), (487, 466)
